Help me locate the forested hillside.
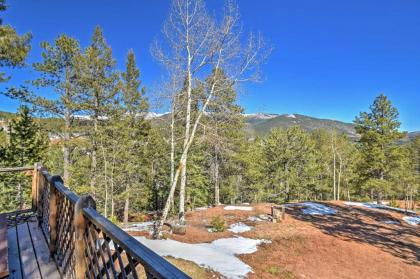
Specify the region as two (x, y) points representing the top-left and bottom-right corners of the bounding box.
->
(0, 0), (418, 238)
(2, 109), (418, 142)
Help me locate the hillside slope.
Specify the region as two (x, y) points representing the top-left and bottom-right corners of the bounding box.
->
(244, 113), (357, 139)
(1, 110), (418, 141)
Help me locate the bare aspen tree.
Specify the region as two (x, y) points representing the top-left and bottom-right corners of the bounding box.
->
(151, 0), (270, 237)
(331, 132), (337, 200)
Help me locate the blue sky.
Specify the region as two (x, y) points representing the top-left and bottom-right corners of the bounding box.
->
(1, 0), (419, 131)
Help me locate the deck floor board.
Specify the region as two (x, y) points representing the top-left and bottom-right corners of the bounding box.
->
(17, 223), (42, 279)
(5, 215), (61, 279)
(27, 222), (60, 279)
(6, 227), (21, 279)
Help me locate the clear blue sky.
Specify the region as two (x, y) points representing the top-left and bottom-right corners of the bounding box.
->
(0, 0), (419, 131)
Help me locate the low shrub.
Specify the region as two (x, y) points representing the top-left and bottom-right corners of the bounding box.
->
(389, 199), (399, 208)
(210, 216), (226, 232)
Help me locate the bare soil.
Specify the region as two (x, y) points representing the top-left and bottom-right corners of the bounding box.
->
(163, 202), (420, 279)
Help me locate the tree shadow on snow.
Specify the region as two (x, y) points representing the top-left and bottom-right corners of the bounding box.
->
(285, 203), (420, 265)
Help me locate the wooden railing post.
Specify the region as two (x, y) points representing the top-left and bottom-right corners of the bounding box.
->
(37, 166), (47, 226)
(31, 163), (41, 211)
(48, 175), (62, 257)
(74, 194), (96, 279)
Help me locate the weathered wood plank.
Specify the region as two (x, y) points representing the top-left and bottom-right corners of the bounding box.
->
(28, 221), (60, 278)
(0, 167), (33, 173)
(17, 223), (42, 279)
(6, 226), (21, 279)
(0, 215), (9, 278)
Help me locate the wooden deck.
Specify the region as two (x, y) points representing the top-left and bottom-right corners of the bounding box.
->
(0, 165), (190, 279)
(4, 212), (60, 279)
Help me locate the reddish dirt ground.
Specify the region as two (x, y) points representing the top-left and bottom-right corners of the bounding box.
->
(160, 202), (419, 279)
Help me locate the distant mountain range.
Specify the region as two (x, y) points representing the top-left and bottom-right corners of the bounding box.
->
(243, 113), (357, 138)
(243, 113), (419, 143)
(1, 110), (418, 143)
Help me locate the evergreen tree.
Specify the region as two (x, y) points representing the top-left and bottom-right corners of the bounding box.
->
(354, 94), (405, 202)
(75, 26), (119, 198)
(263, 126), (316, 202)
(0, 0), (31, 82)
(237, 137), (265, 203)
(32, 35), (82, 183)
(203, 68), (244, 205)
(0, 106), (48, 212)
(118, 50), (150, 225)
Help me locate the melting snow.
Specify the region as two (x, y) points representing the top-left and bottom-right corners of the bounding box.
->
(403, 216), (420, 226)
(247, 216), (263, 222)
(134, 236), (270, 279)
(224, 206), (253, 211)
(286, 114), (296, 118)
(384, 220), (399, 224)
(286, 202), (336, 215)
(344, 201), (416, 214)
(124, 221), (154, 232)
(228, 222), (253, 233)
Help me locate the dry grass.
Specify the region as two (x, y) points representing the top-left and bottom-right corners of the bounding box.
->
(131, 202), (420, 279)
(165, 257), (220, 278)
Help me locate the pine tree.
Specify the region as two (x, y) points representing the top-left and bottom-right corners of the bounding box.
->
(203, 68), (244, 205)
(263, 126), (316, 202)
(0, 106), (48, 212)
(32, 35), (82, 183)
(118, 50), (150, 225)
(0, 0), (31, 82)
(237, 137), (265, 203)
(354, 94), (405, 202)
(76, 26), (119, 198)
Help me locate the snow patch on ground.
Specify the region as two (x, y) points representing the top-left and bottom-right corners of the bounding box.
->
(384, 220), (399, 224)
(344, 201), (416, 214)
(124, 221), (154, 232)
(224, 205), (253, 211)
(286, 114), (297, 118)
(228, 222), (253, 233)
(286, 202), (336, 215)
(247, 216), (263, 222)
(134, 236), (270, 279)
(403, 216), (420, 226)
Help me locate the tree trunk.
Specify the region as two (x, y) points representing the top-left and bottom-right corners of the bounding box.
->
(63, 111), (71, 184)
(124, 193), (129, 228)
(111, 148), (115, 218)
(285, 162), (290, 202)
(18, 182), (22, 210)
(332, 141), (336, 201)
(179, 65), (192, 225)
(170, 100), (176, 210)
(155, 73), (219, 237)
(179, 156), (187, 223)
(214, 150), (220, 206)
(63, 67), (72, 184)
(90, 115), (98, 198)
(337, 153), (342, 201)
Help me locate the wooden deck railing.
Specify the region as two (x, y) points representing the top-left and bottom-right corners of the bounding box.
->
(4, 164), (190, 279)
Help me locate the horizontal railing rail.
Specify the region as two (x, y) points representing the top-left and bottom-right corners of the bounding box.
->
(1, 164), (190, 279)
(0, 166), (34, 173)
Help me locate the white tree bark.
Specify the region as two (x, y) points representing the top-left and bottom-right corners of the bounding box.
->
(151, 0), (271, 237)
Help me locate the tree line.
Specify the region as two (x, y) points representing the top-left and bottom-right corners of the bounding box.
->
(0, 0), (418, 233)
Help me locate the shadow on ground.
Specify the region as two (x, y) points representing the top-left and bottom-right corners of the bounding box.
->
(286, 203), (420, 265)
